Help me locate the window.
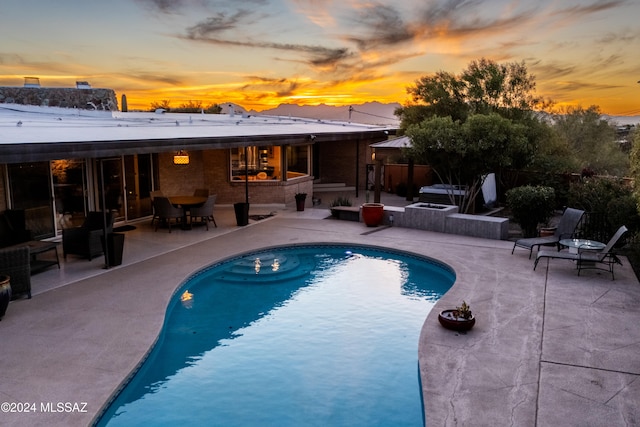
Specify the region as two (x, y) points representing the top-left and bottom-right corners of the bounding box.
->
(230, 145), (282, 181)
(286, 145), (310, 179)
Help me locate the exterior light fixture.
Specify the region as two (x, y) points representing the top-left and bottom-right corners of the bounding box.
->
(173, 150), (189, 165)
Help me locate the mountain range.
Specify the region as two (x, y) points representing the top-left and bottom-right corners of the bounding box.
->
(225, 102), (402, 126)
(222, 102), (639, 128)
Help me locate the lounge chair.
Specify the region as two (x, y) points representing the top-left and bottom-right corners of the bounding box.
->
(512, 207), (585, 258)
(534, 225), (628, 280)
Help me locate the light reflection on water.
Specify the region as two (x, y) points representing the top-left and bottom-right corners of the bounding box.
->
(98, 245), (454, 427)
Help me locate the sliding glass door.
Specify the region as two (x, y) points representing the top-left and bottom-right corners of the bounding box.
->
(7, 162), (55, 239)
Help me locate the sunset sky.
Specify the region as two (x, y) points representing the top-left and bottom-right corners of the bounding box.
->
(1, 0), (639, 115)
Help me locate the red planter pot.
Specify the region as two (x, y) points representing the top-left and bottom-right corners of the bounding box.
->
(361, 203), (384, 227)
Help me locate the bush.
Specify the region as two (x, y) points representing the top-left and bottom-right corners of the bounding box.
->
(506, 185), (556, 238)
(567, 177), (640, 240)
(329, 196), (352, 217)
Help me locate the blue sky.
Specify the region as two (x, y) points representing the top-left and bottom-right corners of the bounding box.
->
(1, 0), (639, 114)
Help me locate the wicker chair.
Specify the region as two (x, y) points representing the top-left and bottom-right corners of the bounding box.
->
(153, 197), (183, 232)
(62, 211), (113, 260)
(190, 195), (218, 230)
(0, 245), (31, 299)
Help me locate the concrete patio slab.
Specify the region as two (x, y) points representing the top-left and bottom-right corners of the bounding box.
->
(0, 199), (638, 426)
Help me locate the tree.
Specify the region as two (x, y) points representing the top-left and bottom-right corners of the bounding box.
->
(150, 100), (172, 112)
(406, 113), (529, 213)
(149, 100), (223, 114)
(403, 70), (469, 122)
(552, 105), (628, 176)
(175, 100), (204, 113)
(630, 127), (640, 213)
(398, 58), (544, 128)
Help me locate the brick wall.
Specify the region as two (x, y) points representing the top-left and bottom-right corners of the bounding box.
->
(318, 138), (374, 189)
(157, 149), (314, 206)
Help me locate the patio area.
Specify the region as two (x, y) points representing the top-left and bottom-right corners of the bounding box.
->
(0, 195), (639, 426)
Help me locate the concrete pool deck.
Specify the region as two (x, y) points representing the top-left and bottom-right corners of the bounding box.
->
(0, 198), (639, 426)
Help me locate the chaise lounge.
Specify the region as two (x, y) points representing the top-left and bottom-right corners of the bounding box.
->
(533, 225), (628, 280)
(512, 207), (584, 258)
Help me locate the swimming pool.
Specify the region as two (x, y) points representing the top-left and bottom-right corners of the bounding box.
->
(96, 244), (455, 426)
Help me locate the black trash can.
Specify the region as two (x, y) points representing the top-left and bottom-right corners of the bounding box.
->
(234, 202), (250, 226)
(102, 232), (125, 266)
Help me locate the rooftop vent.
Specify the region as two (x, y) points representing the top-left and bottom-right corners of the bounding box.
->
(24, 77), (41, 88)
(76, 81), (91, 89)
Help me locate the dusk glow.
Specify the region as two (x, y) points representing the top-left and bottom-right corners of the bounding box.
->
(1, 0), (639, 114)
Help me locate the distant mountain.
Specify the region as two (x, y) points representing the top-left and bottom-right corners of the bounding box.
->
(243, 102), (402, 125)
(605, 115), (640, 126)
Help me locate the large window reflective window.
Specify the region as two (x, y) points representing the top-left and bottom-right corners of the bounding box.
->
(286, 145), (310, 179)
(230, 145), (282, 181)
(8, 162), (54, 239)
(52, 159), (88, 229)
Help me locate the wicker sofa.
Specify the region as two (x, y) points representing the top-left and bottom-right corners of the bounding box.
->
(0, 246), (31, 299)
(0, 210), (32, 299)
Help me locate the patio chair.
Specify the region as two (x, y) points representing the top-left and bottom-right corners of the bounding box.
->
(512, 207), (585, 258)
(62, 211), (113, 260)
(150, 190), (164, 225)
(534, 225), (628, 280)
(190, 195), (218, 230)
(153, 196), (183, 232)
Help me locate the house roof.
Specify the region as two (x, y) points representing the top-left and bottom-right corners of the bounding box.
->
(0, 104), (396, 163)
(370, 135), (411, 149)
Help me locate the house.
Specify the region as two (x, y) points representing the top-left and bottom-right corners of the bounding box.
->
(0, 86), (395, 239)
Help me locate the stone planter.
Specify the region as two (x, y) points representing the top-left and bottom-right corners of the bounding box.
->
(0, 274), (11, 320)
(361, 203), (384, 227)
(404, 202), (458, 232)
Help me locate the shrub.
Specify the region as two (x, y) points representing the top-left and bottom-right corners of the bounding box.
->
(329, 196), (352, 217)
(506, 185), (556, 238)
(567, 177), (640, 240)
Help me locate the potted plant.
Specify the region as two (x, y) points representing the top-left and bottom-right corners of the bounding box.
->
(361, 202), (384, 227)
(295, 193), (307, 211)
(438, 301), (475, 332)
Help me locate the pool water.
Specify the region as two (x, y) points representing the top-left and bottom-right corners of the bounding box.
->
(97, 245), (455, 426)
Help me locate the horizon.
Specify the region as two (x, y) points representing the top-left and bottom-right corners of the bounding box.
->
(1, 1), (639, 115)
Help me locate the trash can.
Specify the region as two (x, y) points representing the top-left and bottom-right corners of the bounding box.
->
(234, 202), (250, 226)
(102, 232), (125, 266)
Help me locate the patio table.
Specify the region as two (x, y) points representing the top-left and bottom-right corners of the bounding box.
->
(559, 238), (605, 254)
(168, 196), (207, 230)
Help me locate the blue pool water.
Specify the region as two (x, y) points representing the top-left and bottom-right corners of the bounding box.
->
(97, 244), (455, 426)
